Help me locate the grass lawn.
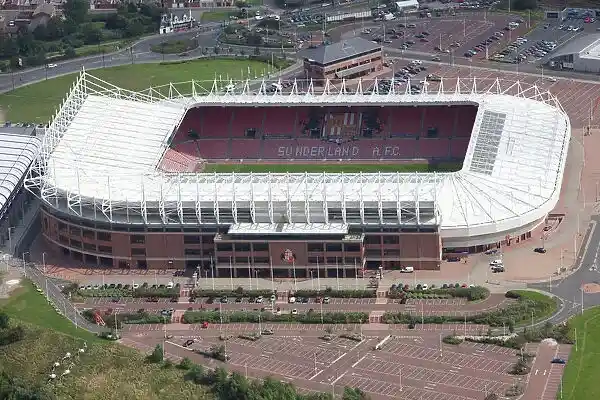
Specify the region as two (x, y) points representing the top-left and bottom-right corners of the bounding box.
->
(201, 11), (234, 22)
(150, 39), (198, 54)
(561, 307), (600, 400)
(510, 290), (559, 326)
(0, 281), (214, 400)
(203, 162), (463, 174)
(0, 59), (271, 124)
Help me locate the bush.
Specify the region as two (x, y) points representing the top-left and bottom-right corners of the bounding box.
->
(0, 326), (25, 346)
(182, 310), (368, 324)
(192, 288), (274, 299)
(510, 358), (531, 375)
(178, 357), (194, 370)
(387, 286), (489, 301)
(147, 344), (163, 363)
(442, 335), (463, 345)
(293, 288), (376, 298)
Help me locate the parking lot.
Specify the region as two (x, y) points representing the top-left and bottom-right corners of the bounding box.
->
(121, 324), (567, 400)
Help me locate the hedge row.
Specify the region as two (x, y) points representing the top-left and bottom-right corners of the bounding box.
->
(292, 289), (376, 299)
(387, 286), (489, 301)
(182, 310), (368, 324)
(78, 285), (180, 299)
(191, 288), (275, 299)
(82, 310), (168, 328)
(382, 291), (557, 327)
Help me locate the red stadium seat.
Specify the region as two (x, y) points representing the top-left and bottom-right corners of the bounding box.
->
(230, 139), (262, 159)
(230, 108), (264, 137)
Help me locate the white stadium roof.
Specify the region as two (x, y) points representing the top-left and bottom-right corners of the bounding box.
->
(25, 71), (570, 248)
(0, 132), (41, 218)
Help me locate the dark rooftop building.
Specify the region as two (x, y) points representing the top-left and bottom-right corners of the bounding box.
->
(299, 37), (384, 83)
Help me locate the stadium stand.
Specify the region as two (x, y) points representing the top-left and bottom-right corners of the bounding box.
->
(201, 107), (231, 137)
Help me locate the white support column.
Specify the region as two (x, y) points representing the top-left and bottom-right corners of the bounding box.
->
(286, 174), (292, 223)
(438, 78), (444, 96)
(231, 173), (238, 224)
(471, 76), (477, 94)
(377, 172), (383, 224)
(177, 174), (184, 224)
(101, 176), (113, 221)
(356, 78), (363, 95)
(341, 173), (347, 224)
(250, 174), (256, 223)
(159, 176), (167, 224)
(304, 172), (311, 224)
(397, 173), (402, 224)
(322, 173), (329, 224)
(140, 176), (147, 224)
(213, 178), (220, 224)
(195, 175), (202, 224)
(359, 172), (365, 224)
(415, 175), (421, 226)
(268, 173), (274, 224)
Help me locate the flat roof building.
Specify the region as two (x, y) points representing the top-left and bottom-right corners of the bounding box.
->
(395, 0), (419, 13)
(548, 34), (600, 73)
(298, 37), (384, 83)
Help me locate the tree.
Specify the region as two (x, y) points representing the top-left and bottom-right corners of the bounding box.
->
(0, 312), (9, 329)
(147, 344), (163, 363)
(185, 364), (205, 384)
(63, 0), (89, 34)
(342, 387), (371, 400)
(177, 357), (194, 370)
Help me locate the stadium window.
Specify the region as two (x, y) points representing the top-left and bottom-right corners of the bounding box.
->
(58, 222), (67, 232)
(201, 235), (214, 244)
(69, 227), (81, 236)
(254, 257), (269, 264)
(184, 235), (201, 244)
(325, 257), (337, 265)
(364, 235), (381, 244)
(234, 243), (250, 252)
(58, 235), (69, 244)
(252, 243), (269, 252)
(82, 230), (95, 240)
(216, 244), (233, 252)
(235, 257), (248, 264)
(185, 248), (202, 256)
(382, 236), (399, 245)
(131, 248), (146, 256)
(97, 232), (111, 242)
(307, 257), (320, 264)
(70, 239), (82, 249)
(307, 243), (324, 252)
(344, 244), (361, 252)
(83, 243), (96, 252)
(130, 235), (145, 244)
(99, 257), (112, 267)
(98, 245), (113, 254)
(43, 218), (49, 231)
(325, 243), (342, 252)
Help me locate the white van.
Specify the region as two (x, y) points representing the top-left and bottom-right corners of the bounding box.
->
(400, 266), (414, 273)
(167, 281), (174, 289)
(489, 259), (503, 267)
(288, 296), (296, 304)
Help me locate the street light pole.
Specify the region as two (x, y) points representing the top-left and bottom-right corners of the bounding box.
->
(42, 252), (47, 274)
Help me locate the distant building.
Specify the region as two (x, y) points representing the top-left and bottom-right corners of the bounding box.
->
(29, 3), (55, 30)
(395, 0), (419, 13)
(299, 37), (383, 83)
(159, 9), (195, 34)
(547, 34), (600, 73)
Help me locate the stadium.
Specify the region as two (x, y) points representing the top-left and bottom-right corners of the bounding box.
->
(24, 70), (571, 277)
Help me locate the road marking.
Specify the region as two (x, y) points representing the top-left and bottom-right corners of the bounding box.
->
(352, 354), (367, 368)
(544, 370), (547, 376)
(535, 369), (539, 375)
(332, 371), (347, 385)
(308, 369), (324, 381)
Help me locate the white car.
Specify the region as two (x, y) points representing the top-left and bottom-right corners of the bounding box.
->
(291, 309), (298, 315)
(47, 63), (57, 68)
(254, 15), (263, 20)
(411, 60), (423, 65)
(489, 259), (503, 267)
(547, 77), (557, 82)
(288, 296), (296, 304)
(256, 296), (263, 303)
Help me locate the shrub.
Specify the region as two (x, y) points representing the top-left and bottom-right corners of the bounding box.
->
(192, 289), (274, 299)
(442, 335), (463, 345)
(293, 288), (376, 298)
(182, 310), (369, 324)
(178, 357), (194, 370)
(147, 344), (163, 363)
(505, 291), (522, 299)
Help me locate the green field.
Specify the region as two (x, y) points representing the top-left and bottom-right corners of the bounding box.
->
(0, 281), (214, 400)
(0, 59), (273, 124)
(561, 307), (600, 400)
(203, 162), (463, 174)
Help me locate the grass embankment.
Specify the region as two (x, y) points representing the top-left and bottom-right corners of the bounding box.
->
(0, 281), (213, 400)
(382, 289), (558, 327)
(0, 59), (274, 123)
(150, 39), (199, 54)
(561, 307), (600, 400)
(204, 162), (463, 174)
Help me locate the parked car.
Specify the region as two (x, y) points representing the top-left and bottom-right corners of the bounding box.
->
(551, 358), (566, 364)
(534, 247), (547, 254)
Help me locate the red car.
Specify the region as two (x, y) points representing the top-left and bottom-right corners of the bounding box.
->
(201, 321), (209, 329)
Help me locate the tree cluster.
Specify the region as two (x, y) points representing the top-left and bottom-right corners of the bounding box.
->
(0, 0), (165, 70)
(0, 372), (55, 400)
(178, 362), (371, 400)
(0, 311), (25, 346)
